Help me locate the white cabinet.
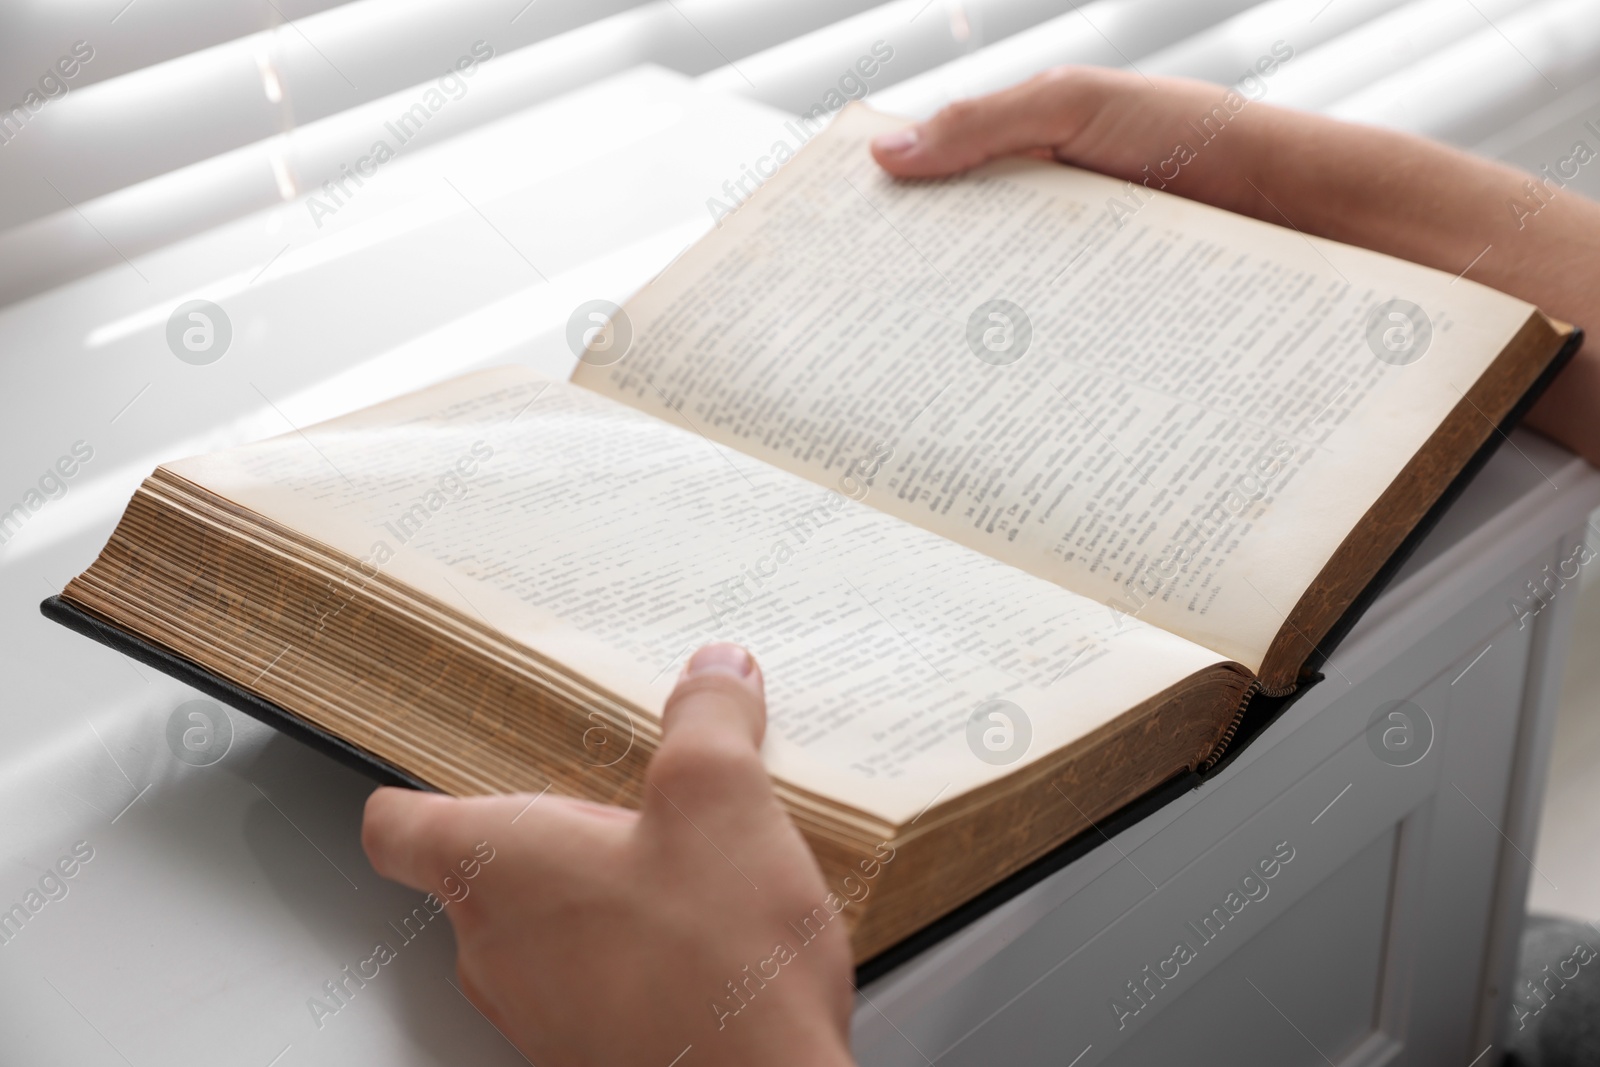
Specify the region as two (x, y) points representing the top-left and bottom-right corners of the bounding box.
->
(853, 435), (1600, 1067)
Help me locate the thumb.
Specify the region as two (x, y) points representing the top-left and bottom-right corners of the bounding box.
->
(870, 67), (1110, 178)
(641, 643), (773, 828)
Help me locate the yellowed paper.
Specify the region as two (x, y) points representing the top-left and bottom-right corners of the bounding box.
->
(170, 367), (1226, 824)
(574, 105), (1534, 669)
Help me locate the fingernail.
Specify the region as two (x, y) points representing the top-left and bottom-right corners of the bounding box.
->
(872, 127), (919, 154)
(686, 643), (753, 677)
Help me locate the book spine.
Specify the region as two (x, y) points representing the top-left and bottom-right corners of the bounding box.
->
(1198, 678), (1263, 773)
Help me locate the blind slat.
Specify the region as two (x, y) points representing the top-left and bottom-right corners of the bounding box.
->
(0, 0), (1577, 309)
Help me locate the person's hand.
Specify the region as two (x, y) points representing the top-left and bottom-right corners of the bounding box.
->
(869, 67), (1273, 218)
(362, 643), (855, 1067)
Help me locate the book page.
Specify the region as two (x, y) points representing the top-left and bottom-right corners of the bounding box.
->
(571, 105), (1535, 671)
(167, 367), (1229, 825)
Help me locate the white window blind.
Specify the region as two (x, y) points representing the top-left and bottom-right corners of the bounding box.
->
(0, 0), (1595, 307)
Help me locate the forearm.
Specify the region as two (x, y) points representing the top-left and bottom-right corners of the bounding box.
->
(1239, 107), (1600, 466)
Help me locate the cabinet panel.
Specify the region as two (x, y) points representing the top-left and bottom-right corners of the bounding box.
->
(1106, 829), (1397, 1066)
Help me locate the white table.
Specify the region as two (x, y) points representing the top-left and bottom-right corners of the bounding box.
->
(2, 67), (1594, 1067)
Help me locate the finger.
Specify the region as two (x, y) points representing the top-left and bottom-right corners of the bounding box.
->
(871, 67), (1118, 177)
(362, 787), (624, 897)
(363, 788), (503, 896)
(642, 644), (774, 828)
(663, 642), (765, 746)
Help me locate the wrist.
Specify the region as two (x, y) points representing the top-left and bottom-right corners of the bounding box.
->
(802, 1039), (856, 1067)
(766, 1020), (855, 1067)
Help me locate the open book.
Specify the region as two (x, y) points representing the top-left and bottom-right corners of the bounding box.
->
(52, 106), (1576, 962)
